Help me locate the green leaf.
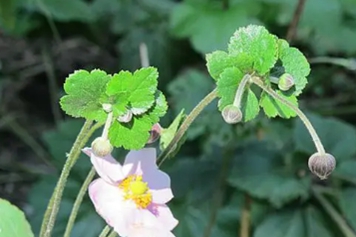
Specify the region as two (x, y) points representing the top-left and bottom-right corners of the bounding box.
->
(108, 92), (167, 150)
(339, 188), (356, 230)
(24, 0), (94, 22)
(279, 44), (310, 96)
(254, 207), (332, 237)
(334, 160), (356, 181)
(60, 69), (111, 122)
(228, 25), (278, 75)
(206, 51), (254, 81)
(160, 109), (185, 151)
(228, 141), (310, 208)
(170, 2), (260, 54)
(259, 91), (297, 118)
(294, 113), (356, 160)
(106, 67), (159, 115)
(217, 67), (260, 122)
(0, 198), (34, 237)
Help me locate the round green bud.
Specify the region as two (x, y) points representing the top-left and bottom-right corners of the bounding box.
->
(308, 152), (336, 180)
(91, 137), (113, 157)
(117, 110), (133, 123)
(278, 73), (295, 91)
(222, 105), (242, 124)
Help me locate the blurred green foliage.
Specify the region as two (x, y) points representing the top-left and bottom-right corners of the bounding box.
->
(1, 0), (356, 236)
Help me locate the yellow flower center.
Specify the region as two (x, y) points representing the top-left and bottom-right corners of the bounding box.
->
(119, 175), (152, 209)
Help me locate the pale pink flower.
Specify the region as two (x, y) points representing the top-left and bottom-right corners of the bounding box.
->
(82, 147), (178, 237)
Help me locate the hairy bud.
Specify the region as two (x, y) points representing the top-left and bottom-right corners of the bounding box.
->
(91, 137), (113, 157)
(222, 105), (242, 124)
(117, 110), (133, 123)
(278, 73), (295, 91)
(308, 152), (336, 180)
(147, 123), (162, 144)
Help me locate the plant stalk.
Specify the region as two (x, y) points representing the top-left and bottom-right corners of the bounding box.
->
(312, 187), (356, 237)
(63, 167), (96, 237)
(251, 77), (325, 154)
(233, 74), (251, 108)
(158, 88), (218, 164)
(40, 120), (93, 237)
(98, 225), (111, 237)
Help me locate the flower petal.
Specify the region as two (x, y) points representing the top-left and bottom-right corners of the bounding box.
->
(83, 147), (124, 184)
(88, 178), (136, 236)
(143, 169), (173, 204)
(127, 209), (176, 237)
(150, 204), (178, 231)
(122, 148), (157, 176)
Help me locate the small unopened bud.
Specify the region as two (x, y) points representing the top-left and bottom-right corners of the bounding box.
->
(308, 152), (336, 180)
(147, 123), (162, 144)
(102, 103), (112, 113)
(222, 105), (242, 124)
(91, 137), (113, 157)
(117, 110), (133, 123)
(278, 73), (295, 91)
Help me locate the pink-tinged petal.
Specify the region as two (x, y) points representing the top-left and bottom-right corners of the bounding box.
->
(150, 204), (178, 231)
(83, 147), (124, 184)
(122, 148), (157, 176)
(143, 169), (173, 204)
(88, 178), (136, 236)
(127, 209), (176, 237)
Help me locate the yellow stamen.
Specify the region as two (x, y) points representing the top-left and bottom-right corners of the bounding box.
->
(119, 175), (152, 208)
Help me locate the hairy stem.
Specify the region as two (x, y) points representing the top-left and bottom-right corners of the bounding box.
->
(158, 88), (218, 164)
(107, 229), (118, 237)
(251, 77), (325, 154)
(286, 0), (307, 42)
(98, 225), (111, 237)
(102, 112), (113, 139)
(40, 120), (94, 237)
(64, 167), (96, 237)
(313, 187), (356, 237)
(233, 74), (251, 108)
(240, 194), (251, 237)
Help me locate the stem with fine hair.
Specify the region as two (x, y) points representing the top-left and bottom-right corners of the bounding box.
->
(40, 120), (94, 237)
(158, 88), (218, 164)
(251, 77), (325, 154)
(233, 74), (251, 108)
(107, 229), (118, 237)
(98, 225), (111, 237)
(312, 187), (356, 237)
(63, 167), (96, 237)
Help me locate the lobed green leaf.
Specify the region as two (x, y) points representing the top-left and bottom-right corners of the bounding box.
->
(259, 91), (298, 118)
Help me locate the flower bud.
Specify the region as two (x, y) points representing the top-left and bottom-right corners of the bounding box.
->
(102, 103), (112, 113)
(222, 105), (242, 124)
(147, 123), (162, 144)
(117, 110), (133, 123)
(91, 137), (113, 157)
(308, 152), (336, 180)
(278, 73), (295, 91)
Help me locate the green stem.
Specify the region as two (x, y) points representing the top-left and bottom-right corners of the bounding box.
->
(233, 74), (250, 108)
(240, 194), (251, 237)
(107, 229), (118, 237)
(40, 120), (93, 237)
(312, 187), (356, 237)
(158, 88), (218, 164)
(99, 225), (111, 237)
(251, 77), (325, 154)
(309, 57), (356, 70)
(64, 167), (96, 237)
(102, 112), (113, 139)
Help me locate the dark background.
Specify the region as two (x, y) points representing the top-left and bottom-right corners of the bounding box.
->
(1, 0), (356, 236)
